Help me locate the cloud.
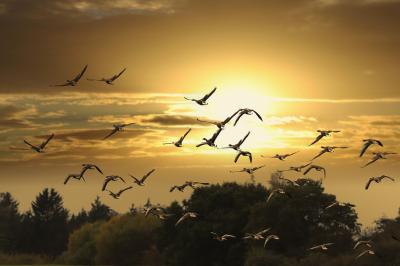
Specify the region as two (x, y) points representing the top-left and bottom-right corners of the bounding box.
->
(54, 128), (149, 142)
(140, 114), (203, 127)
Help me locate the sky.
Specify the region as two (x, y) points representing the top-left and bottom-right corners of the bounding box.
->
(0, 0), (399, 227)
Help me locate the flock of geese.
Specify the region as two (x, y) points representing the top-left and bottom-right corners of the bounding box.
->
(10, 65), (399, 261)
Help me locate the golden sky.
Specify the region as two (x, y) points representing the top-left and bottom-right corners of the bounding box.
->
(0, 0), (399, 226)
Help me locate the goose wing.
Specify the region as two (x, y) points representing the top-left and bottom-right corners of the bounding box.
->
(365, 178), (374, 190)
(40, 134), (54, 149)
(181, 128), (191, 141)
(233, 111), (245, 126)
(94, 165), (103, 174)
(238, 131), (251, 146)
(266, 191), (275, 203)
(201, 87), (217, 101)
(382, 175), (395, 181)
(110, 68), (126, 81)
(73, 65), (88, 82)
(50, 82), (71, 87)
(311, 150), (326, 161)
(252, 109), (263, 121)
(175, 213), (188, 226)
(309, 133), (324, 146)
(117, 186), (133, 196)
(234, 152), (241, 163)
(102, 178), (111, 191)
(210, 128), (223, 142)
(362, 157), (380, 168)
(103, 128), (118, 140)
(23, 140), (35, 148)
(222, 109), (241, 124)
(141, 169), (156, 183)
(359, 142), (372, 157)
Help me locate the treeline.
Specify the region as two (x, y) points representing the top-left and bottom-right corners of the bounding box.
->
(0, 178), (399, 265)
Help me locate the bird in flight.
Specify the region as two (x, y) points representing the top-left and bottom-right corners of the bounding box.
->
(309, 130), (340, 146)
(184, 87), (217, 105)
(359, 139), (383, 157)
(23, 134), (54, 153)
(130, 169), (156, 186)
(233, 108), (263, 126)
(170, 181), (209, 192)
(196, 128), (223, 148)
(277, 176), (300, 187)
(266, 189), (291, 203)
(325, 201), (351, 210)
(365, 175), (395, 190)
(197, 110), (240, 129)
(211, 232), (236, 242)
(80, 164), (103, 177)
(163, 128), (191, 147)
(50, 65), (88, 87)
(311, 146), (348, 161)
(353, 240), (372, 250)
(102, 175), (126, 191)
(87, 68), (126, 85)
(262, 152), (298, 161)
(234, 150), (253, 163)
(106, 186), (133, 199)
(362, 152), (397, 168)
(355, 250), (375, 260)
(230, 165), (265, 175)
(103, 123), (135, 140)
(220, 131), (250, 151)
(243, 228), (271, 240)
(309, 243), (334, 251)
(64, 173), (84, 185)
(264, 234), (280, 248)
(303, 165), (326, 178)
(281, 163), (311, 173)
(175, 212), (198, 226)
(144, 205), (166, 217)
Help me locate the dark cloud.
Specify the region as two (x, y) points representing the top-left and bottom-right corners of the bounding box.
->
(141, 114), (203, 126)
(52, 128), (149, 142)
(0, 105), (36, 128)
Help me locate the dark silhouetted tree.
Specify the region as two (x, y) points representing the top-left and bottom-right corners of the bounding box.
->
(0, 192), (20, 252)
(88, 196), (115, 223)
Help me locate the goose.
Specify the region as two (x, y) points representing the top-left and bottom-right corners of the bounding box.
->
(196, 128), (223, 148)
(266, 189), (291, 203)
(211, 232), (236, 242)
(325, 201), (348, 210)
(233, 108), (263, 126)
(264, 234), (280, 248)
(281, 163), (311, 173)
(230, 165), (265, 175)
(360, 139), (383, 157)
(309, 130), (340, 146)
(175, 212), (198, 226)
(309, 243), (334, 251)
(362, 152), (397, 168)
(169, 184), (189, 192)
(87, 68), (126, 85)
(185, 181), (210, 189)
(106, 186), (133, 199)
(353, 240), (372, 250)
(151, 212), (174, 220)
(311, 146), (348, 161)
(23, 134), (54, 153)
(103, 123), (135, 140)
(50, 65), (88, 87)
(102, 175), (126, 191)
(220, 131), (250, 151)
(278, 176), (300, 187)
(234, 150), (252, 163)
(80, 164), (103, 177)
(365, 175), (395, 190)
(243, 228), (271, 240)
(130, 169), (155, 186)
(145, 205), (166, 217)
(64, 173), (84, 185)
(184, 87), (217, 105)
(355, 250), (375, 260)
(197, 110), (240, 129)
(262, 152), (298, 161)
(163, 128), (191, 147)
(303, 165), (326, 178)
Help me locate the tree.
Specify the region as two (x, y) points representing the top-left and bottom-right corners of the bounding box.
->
(88, 196), (115, 223)
(30, 188), (69, 256)
(69, 209), (89, 232)
(0, 192), (20, 252)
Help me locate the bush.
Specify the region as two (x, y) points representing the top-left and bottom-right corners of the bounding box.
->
(0, 252), (50, 264)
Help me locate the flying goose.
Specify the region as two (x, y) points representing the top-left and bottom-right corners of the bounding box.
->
(23, 134), (54, 153)
(220, 131), (250, 151)
(278, 176), (300, 187)
(211, 232), (236, 242)
(264, 234), (280, 248)
(362, 152), (397, 168)
(80, 164), (103, 177)
(365, 175), (395, 190)
(230, 165), (265, 175)
(103, 123), (136, 140)
(266, 189), (291, 203)
(355, 250), (375, 260)
(309, 243), (334, 251)
(145, 206), (166, 217)
(196, 128), (223, 148)
(353, 240), (372, 250)
(233, 108), (263, 126)
(303, 165), (326, 178)
(102, 175), (126, 191)
(151, 212), (174, 220)
(311, 146), (348, 161)
(175, 212), (198, 226)
(281, 163), (311, 173)
(243, 228), (271, 240)
(325, 201), (348, 210)
(234, 150), (253, 163)
(184, 87), (217, 105)
(50, 65), (88, 87)
(64, 173), (84, 185)
(169, 184), (189, 192)
(106, 186), (133, 199)
(87, 68), (126, 85)
(309, 130), (340, 146)
(360, 139), (383, 157)
(163, 128), (191, 147)
(197, 110), (240, 129)
(185, 181), (210, 189)
(262, 152), (298, 161)
(130, 169), (156, 186)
